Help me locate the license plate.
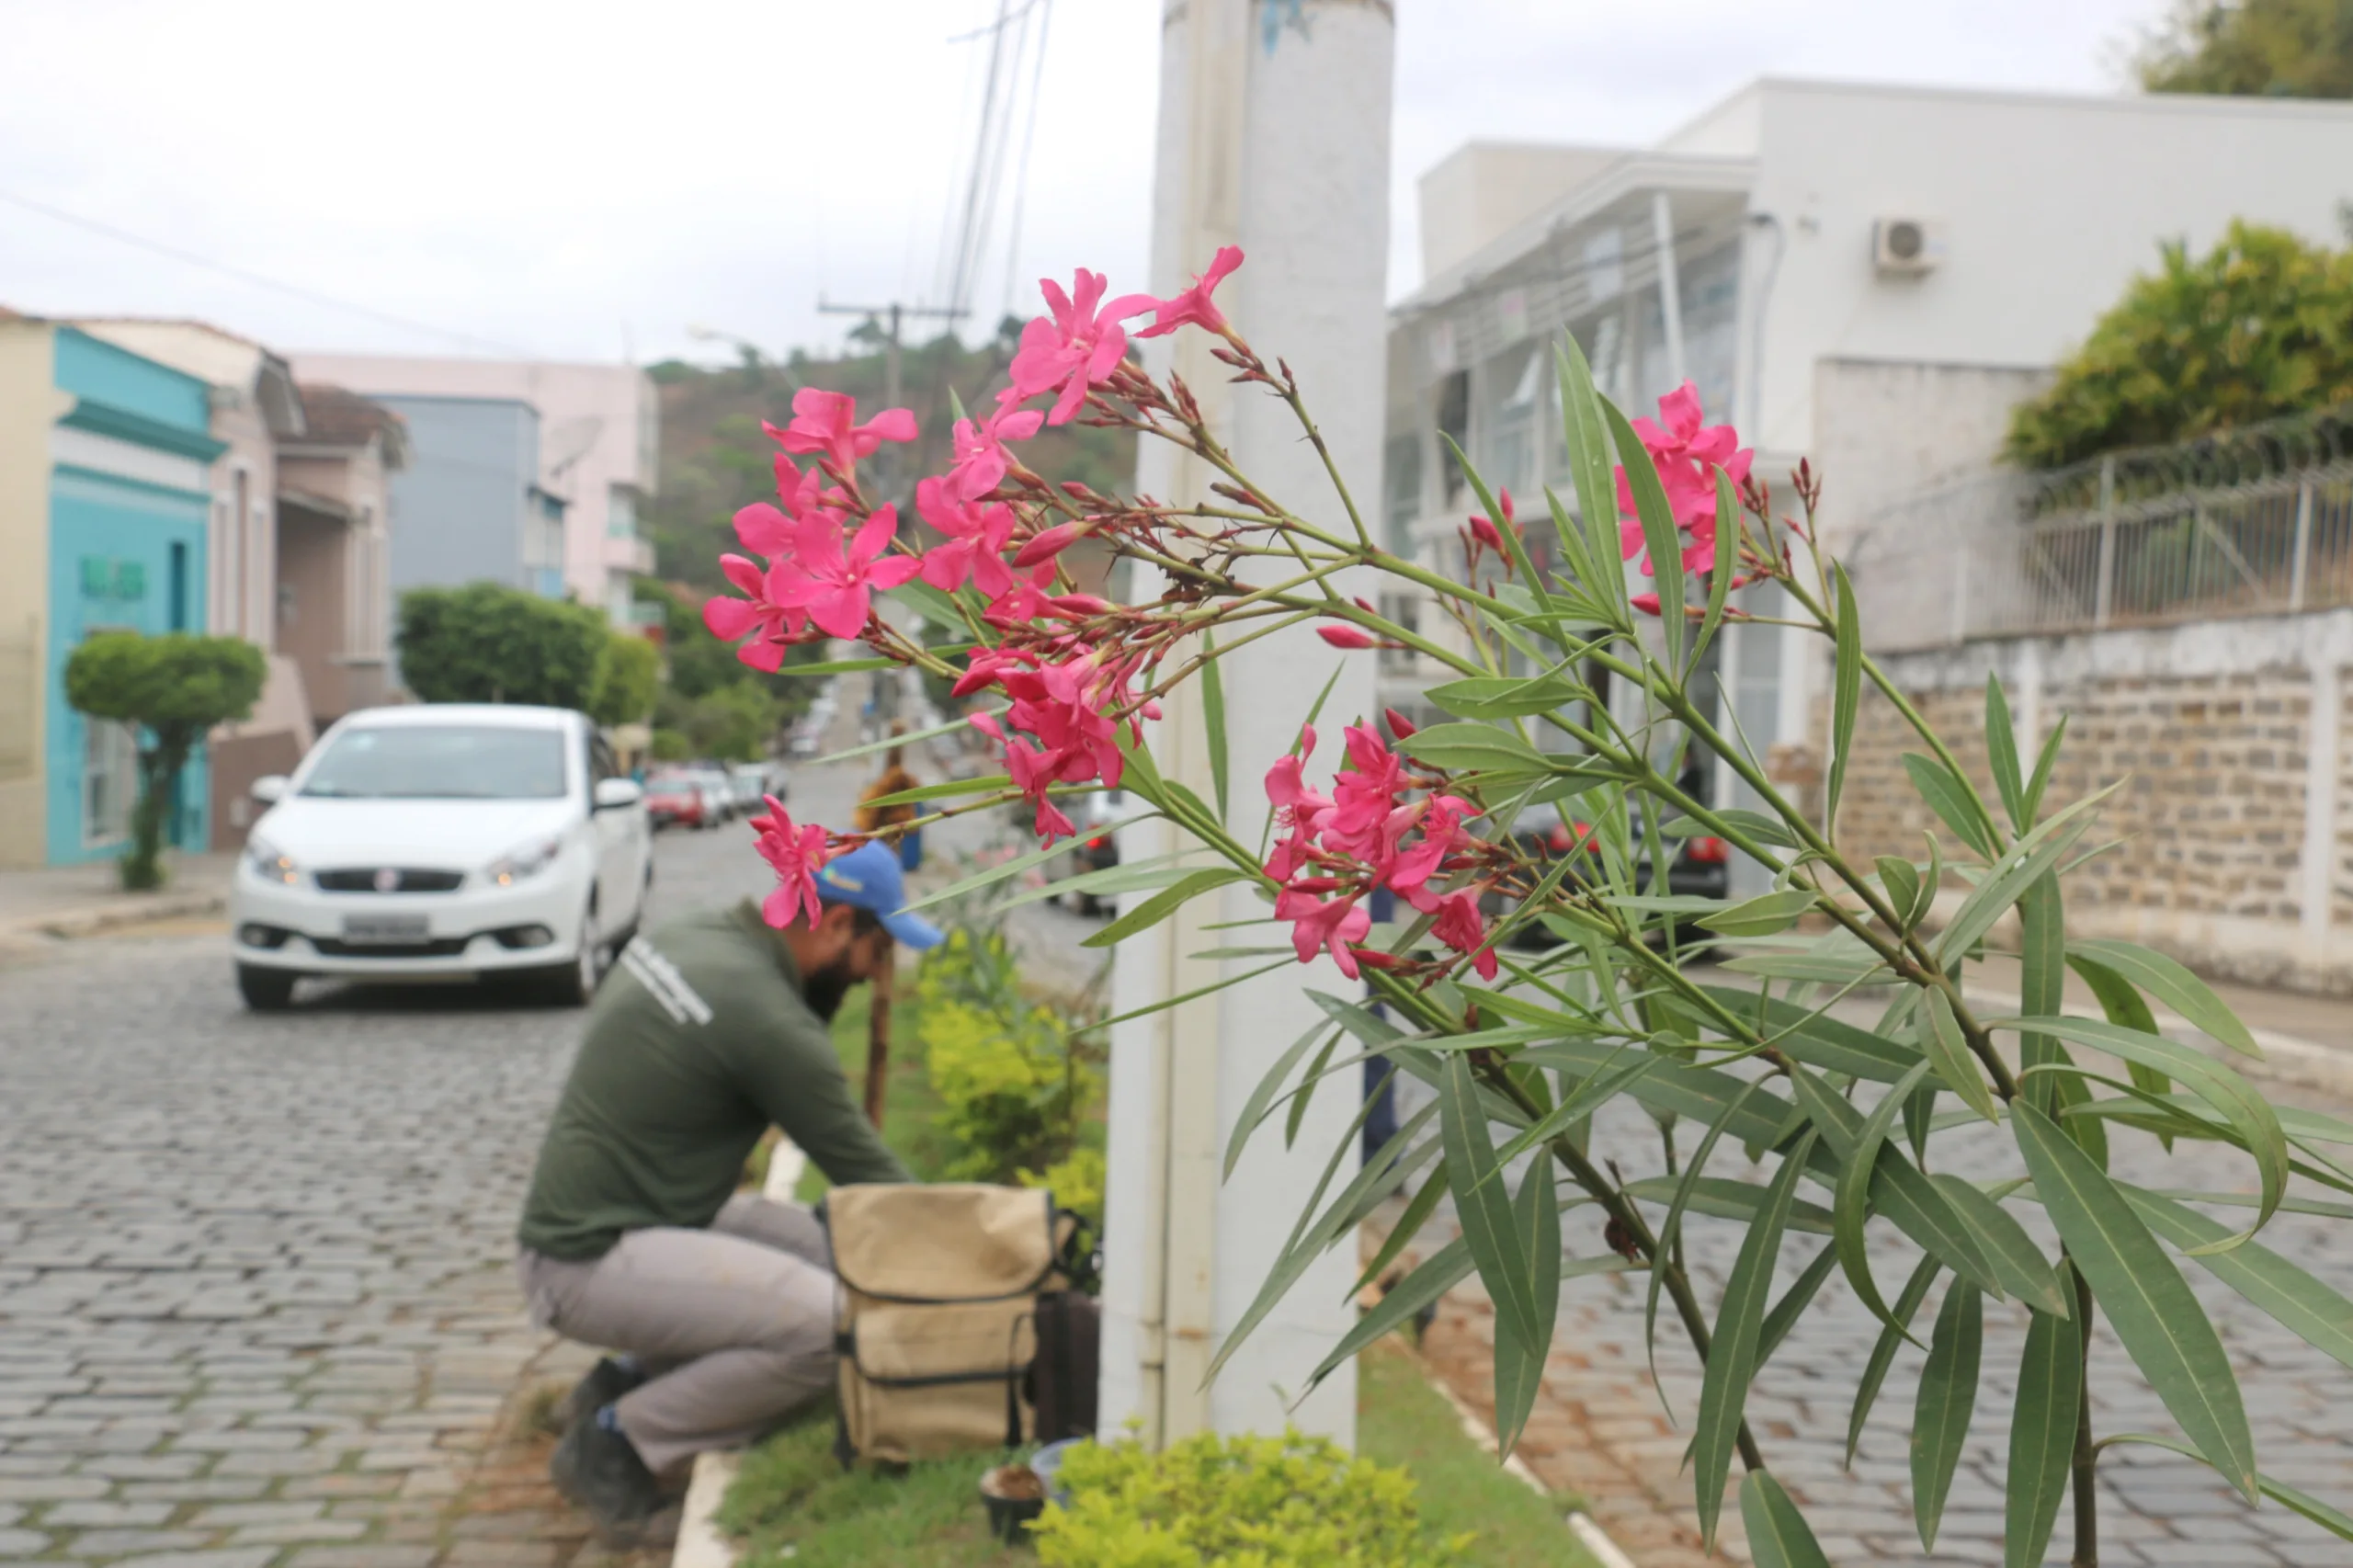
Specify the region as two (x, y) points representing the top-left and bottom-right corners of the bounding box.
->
(341, 915), (429, 945)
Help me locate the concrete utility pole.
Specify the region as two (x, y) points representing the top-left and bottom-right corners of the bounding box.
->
(815, 299), (967, 728)
(1100, 0), (1393, 1449)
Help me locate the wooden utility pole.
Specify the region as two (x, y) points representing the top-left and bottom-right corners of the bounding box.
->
(862, 940), (896, 1129)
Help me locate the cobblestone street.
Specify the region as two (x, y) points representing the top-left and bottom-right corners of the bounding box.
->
(1399, 1047), (2353, 1566)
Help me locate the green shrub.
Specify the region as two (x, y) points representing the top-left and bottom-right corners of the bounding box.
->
(1031, 1430), (1473, 1568)
(395, 581), (608, 708)
(1018, 1143), (1106, 1235)
(915, 920), (1103, 1187)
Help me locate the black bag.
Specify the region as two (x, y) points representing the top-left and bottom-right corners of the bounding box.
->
(1025, 1290), (1100, 1443)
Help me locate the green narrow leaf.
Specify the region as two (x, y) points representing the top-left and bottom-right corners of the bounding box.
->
(1643, 1079), (1768, 1426)
(1439, 1054), (1542, 1354)
(2012, 1102), (2257, 1499)
(1984, 674), (2028, 833)
(1913, 830), (1945, 929)
(1688, 463), (1743, 675)
(1604, 398), (1687, 667)
(1928, 1174), (2071, 1318)
(1912, 1280), (1983, 1550)
(2120, 1184), (2353, 1374)
(1756, 1243), (1842, 1372)
(1080, 867), (1246, 950)
(1494, 1158), (1563, 1454)
(856, 774), (1013, 809)
(2021, 710), (2070, 826)
(1698, 889), (1817, 937)
(2003, 1271), (2084, 1568)
(1937, 797), (2106, 965)
(1351, 1163), (1449, 1301)
(2097, 1434), (2353, 1543)
(1310, 1237), (1475, 1386)
(1200, 629), (1229, 823)
(1847, 1256), (1943, 1466)
(1826, 560), (1863, 836)
(899, 818), (1153, 913)
(1902, 752), (1999, 860)
(1692, 1131), (1818, 1547)
(2069, 952), (2173, 1141)
(1552, 339), (1631, 623)
(1283, 1029), (1345, 1150)
(1835, 1062), (1938, 1345)
(1787, 1067), (2003, 1299)
(1922, 988), (2001, 1124)
(1226, 1022), (1339, 1180)
(1877, 856), (1922, 933)
(815, 706), (1001, 767)
(1694, 985), (1925, 1084)
(2068, 937), (2264, 1059)
(1396, 722), (1556, 776)
(2019, 871), (2066, 1121)
(1741, 1469), (1834, 1568)
(1491, 1053), (1657, 1168)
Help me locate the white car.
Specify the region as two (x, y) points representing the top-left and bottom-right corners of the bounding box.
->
(229, 705), (652, 1011)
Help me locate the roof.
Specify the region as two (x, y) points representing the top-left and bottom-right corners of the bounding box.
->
(292, 382), (409, 461)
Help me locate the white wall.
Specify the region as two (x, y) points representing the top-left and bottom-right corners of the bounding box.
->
(1417, 142), (1626, 281)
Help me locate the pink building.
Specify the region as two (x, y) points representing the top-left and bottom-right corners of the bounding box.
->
(290, 355), (657, 622)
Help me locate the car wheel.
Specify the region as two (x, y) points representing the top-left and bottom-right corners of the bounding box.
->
(527, 913), (602, 1007)
(237, 964), (297, 1011)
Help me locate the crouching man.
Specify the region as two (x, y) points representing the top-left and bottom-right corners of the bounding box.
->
(513, 841), (941, 1532)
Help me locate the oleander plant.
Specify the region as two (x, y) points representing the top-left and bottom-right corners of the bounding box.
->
(703, 249), (2353, 1567)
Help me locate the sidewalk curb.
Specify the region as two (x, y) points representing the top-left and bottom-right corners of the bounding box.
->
(2, 888), (226, 942)
(1404, 1339), (1642, 1568)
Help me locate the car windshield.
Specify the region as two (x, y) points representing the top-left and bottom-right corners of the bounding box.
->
(299, 725), (568, 801)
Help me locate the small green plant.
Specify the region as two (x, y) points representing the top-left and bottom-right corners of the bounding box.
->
(1031, 1429), (1473, 1568)
(1019, 1144), (1106, 1235)
(918, 927), (1101, 1184)
(588, 630), (662, 728)
(395, 581), (608, 708)
(63, 630), (265, 890)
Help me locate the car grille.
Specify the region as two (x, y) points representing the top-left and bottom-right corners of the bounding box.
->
(313, 868), (466, 893)
(308, 936), (472, 959)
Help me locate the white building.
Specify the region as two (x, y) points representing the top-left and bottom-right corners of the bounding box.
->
(290, 355), (658, 623)
(1387, 77), (2353, 882)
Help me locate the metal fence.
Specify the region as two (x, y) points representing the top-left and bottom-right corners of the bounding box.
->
(1837, 407), (2353, 653)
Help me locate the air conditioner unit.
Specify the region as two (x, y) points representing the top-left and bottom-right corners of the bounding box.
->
(1872, 217), (1947, 277)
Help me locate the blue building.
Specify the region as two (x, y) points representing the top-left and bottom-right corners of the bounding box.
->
(0, 315), (227, 867)
(369, 394), (570, 603)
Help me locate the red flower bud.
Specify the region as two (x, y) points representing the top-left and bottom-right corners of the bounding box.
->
(1317, 624), (1377, 650)
(1383, 707), (1416, 740)
(1013, 519), (1090, 568)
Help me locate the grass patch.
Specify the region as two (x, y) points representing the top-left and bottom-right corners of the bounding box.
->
(719, 1337), (1602, 1568)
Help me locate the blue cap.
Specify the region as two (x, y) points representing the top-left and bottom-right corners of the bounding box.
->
(815, 842), (944, 949)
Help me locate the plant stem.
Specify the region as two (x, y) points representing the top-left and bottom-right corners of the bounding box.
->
(2071, 1259), (2099, 1568)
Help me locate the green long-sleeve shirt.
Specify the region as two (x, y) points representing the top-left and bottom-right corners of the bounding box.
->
(517, 900), (910, 1260)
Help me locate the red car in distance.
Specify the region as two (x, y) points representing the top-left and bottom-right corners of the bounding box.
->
(643, 774), (708, 831)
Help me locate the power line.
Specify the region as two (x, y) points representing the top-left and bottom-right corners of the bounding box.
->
(997, 0), (1053, 326)
(0, 186), (534, 357)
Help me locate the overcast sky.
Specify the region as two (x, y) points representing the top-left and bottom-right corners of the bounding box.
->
(0, 0), (2165, 368)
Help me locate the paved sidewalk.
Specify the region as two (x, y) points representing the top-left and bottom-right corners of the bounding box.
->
(0, 850), (236, 943)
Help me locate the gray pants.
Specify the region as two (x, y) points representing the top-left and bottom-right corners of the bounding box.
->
(517, 1195), (835, 1476)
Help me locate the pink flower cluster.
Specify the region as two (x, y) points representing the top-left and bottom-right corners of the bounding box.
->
(1263, 715), (1495, 981)
(1614, 381), (1754, 616)
(748, 795), (834, 929)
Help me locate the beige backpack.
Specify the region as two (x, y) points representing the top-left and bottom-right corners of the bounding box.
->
(823, 1183), (1070, 1466)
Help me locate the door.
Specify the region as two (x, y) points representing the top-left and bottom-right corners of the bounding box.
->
(587, 731), (645, 933)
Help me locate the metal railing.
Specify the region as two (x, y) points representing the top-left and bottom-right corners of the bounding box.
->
(1838, 406), (2353, 653)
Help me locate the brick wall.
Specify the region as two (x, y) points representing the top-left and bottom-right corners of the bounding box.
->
(1813, 610), (2353, 992)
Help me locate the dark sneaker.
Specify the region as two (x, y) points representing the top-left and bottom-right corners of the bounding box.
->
(560, 1357), (647, 1431)
(550, 1415), (663, 1538)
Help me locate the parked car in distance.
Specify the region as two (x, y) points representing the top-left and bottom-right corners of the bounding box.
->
(229, 705), (650, 1011)
(729, 761), (779, 813)
(685, 766), (736, 826)
(643, 772), (708, 831)
(1048, 789), (1126, 915)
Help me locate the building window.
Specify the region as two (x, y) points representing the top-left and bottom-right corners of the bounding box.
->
(1474, 345), (1541, 502)
(1382, 435), (1422, 553)
(1435, 370), (1470, 506)
(608, 487), (638, 540)
(169, 542), (188, 631)
(83, 718), (136, 847)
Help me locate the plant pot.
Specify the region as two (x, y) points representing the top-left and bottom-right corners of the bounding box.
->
(980, 1463), (1047, 1545)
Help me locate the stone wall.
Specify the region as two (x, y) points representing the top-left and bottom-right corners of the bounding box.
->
(1819, 609), (2353, 993)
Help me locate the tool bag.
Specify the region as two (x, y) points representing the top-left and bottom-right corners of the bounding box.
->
(823, 1183), (1086, 1466)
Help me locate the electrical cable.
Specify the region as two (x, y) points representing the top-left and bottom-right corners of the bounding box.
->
(0, 186), (533, 356)
(997, 0), (1053, 327)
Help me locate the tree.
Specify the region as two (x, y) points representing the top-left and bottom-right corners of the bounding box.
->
(2133, 0), (2353, 98)
(588, 631), (661, 728)
(64, 631), (265, 891)
(395, 583), (608, 710)
(2006, 221), (2353, 468)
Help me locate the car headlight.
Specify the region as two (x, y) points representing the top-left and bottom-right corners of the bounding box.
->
(483, 835), (564, 887)
(245, 836), (301, 886)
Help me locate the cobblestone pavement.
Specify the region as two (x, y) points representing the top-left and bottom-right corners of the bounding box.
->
(1394, 1054), (2353, 1566)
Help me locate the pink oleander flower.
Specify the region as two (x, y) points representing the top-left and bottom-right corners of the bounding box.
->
(750, 797), (834, 929)
(914, 476), (1018, 598)
(1429, 890), (1497, 980)
(1317, 724), (1409, 868)
(1469, 488), (1519, 553)
(971, 714), (1079, 843)
(774, 506), (922, 639)
(946, 404), (1044, 502)
(1276, 885), (1371, 979)
(702, 554), (809, 672)
(773, 388), (918, 477)
(1133, 244), (1245, 339)
(1614, 381), (1752, 585)
(1014, 518), (1092, 569)
(985, 562), (1063, 625)
(1000, 655), (1128, 792)
(1264, 729), (1336, 882)
(1008, 268), (1155, 426)
(1383, 794), (1473, 901)
(1317, 624), (1378, 650)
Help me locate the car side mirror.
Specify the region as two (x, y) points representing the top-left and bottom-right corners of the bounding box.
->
(594, 778), (643, 812)
(251, 775), (289, 805)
